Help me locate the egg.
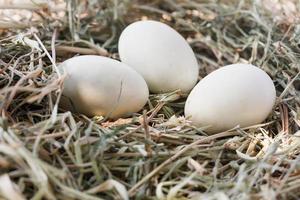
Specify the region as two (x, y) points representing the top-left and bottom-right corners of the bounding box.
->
(184, 64), (276, 133)
(59, 55), (149, 118)
(118, 20), (199, 93)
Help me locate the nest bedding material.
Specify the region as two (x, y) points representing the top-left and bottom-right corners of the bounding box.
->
(1, 0), (300, 199)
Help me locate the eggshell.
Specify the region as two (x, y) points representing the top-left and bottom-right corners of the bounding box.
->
(118, 20), (199, 93)
(59, 55), (149, 118)
(184, 64), (276, 133)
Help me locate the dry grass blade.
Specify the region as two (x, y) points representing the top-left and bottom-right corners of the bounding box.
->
(0, 174), (25, 200)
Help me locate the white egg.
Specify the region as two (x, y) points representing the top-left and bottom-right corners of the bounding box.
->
(118, 20), (199, 93)
(184, 64), (276, 133)
(59, 55), (149, 118)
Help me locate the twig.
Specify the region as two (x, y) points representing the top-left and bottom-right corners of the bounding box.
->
(54, 45), (105, 56)
(0, 21), (30, 29)
(51, 29), (57, 64)
(0, 3), (48, 10)
(116, 102), (165, 141)
(143, 110), (152, 157)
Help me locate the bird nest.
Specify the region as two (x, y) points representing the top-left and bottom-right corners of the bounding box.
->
(0, 0), (300, 199)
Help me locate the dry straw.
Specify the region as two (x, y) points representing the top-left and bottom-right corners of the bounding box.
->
(0, 0), (300, 199)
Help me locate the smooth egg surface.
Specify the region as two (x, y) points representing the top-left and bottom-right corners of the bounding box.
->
(118, 20), (199, 93)
(184, 64), (276, 133)
(59, 55), (149, 118)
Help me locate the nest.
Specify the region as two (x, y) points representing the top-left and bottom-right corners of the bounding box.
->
(0, 0), (300, 199)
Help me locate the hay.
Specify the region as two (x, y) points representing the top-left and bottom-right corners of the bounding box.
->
(1, 0), (300, 199)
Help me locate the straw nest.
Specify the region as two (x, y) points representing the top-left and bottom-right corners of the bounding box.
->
(0, 0), (300, 199)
